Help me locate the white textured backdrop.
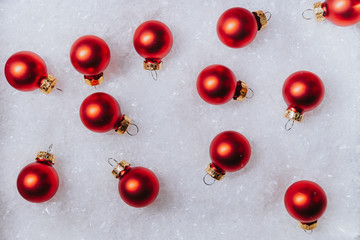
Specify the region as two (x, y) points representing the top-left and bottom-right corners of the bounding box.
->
(0, 0), (359, 239)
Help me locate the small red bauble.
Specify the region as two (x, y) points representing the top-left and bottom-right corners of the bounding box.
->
(80, 92), (136, 135)
(133, 20), (173, 72)
(217, 7), (269, 48)
(204, 131), (251, 184)
(284, 180), (327, 231)
(308, 0), (360, 26)
(4, 51), (57, 94)
(282, 71), (325, 130)
(17, 147), (59, 203)
(70, 35), (111, 86)
(110, 160), (159, 208)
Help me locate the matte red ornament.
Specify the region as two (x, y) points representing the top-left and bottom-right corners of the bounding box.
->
(196, 64), (251, 105)
(217, 7), (269, 48)
(307, 0), (360, 26)
(204, 131), (251, 184)
(284, 180), (327, 231)
(4, 51), (57, 94)
(110, 160), (159, 208)
(80, 92), (136, 135)
(70, 35), (110, 86)
(133, 20), (173, 72)
(17, 146), (59, 203)
(282, 71), (325, 130)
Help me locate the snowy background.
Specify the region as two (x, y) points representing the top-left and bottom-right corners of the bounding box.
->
(0, 0), (359, 239)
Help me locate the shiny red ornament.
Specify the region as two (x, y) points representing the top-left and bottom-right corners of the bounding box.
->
(80, 92), (134, 135)
(17, 147), (59, 203)
(133, 20), (173, 71)
(204, 131), (251, 184)
(70, 35), (110, 86)
(284, 180), (327, 230)
(110, 160), (159, 208)
(309, 0), (360, 26)
(282, 71), (325, 129)
(217, 7), (269, 48)
(196, 64), (250, 105)
(4, 51), (57, 94)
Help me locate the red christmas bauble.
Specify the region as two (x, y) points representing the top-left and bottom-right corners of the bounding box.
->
(119, 167), (159, 208)
(284, 180), (327, 224)
(5, 51), (47, 91)
(210, 131), (251, 172)
(133, 20), (173, 62)
(17, 162), (59, 203)
(70, 35), (111, 76)
(196, 65), (237, 105)
(217, 7), (258, 48)
(80, 92), (122, 133)
(322, 0), (360, 26)
(283, 71), (325, 113)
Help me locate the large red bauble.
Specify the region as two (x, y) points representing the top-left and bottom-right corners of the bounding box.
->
(284, 180), (327, 223)
(282, 71), (325, 113)
(70, 35), (111, 76)
(322, 0), (360, 26)
(17, 162), (59, 203)
(133, 20), (173, 61)
(210, 131), (251, 172)
(217, 7), (258, 48)
(196, 65), (237, 105)
(80, 92), (122, 133)
(4, 51), (48, 91)
(119, 167), (159, 208)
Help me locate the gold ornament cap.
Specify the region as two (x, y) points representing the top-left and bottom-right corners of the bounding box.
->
(144, 60), (163, 71)
(112, 160), (130, 178)
(233, 81), (248, 101)
(253, 10), (268, 31)
(284, 108), (303, 122)
(313, 2), (325, 22)
(84, 72), (104, 86)
(206, 164), (225, 181)
(40, 74), (57, 94)
(299, 220), (318, 231)
(115, 115), (131, 135)
(36, 151), (56, 165)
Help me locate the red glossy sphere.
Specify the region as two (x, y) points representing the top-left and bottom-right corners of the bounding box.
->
(323, 0), (360, 26)
(284, 180), (327, 223)
(119, 167), (159, 208)
(282, 71), (325, 113)
(217, 7), (258, 48)
(17, 162), (59, 203)
(70, 35), (111, 76)
(133, 20), (173, 60)
(210, 131), (251, 172)
(196, 65), (237, 105)
(80, 92), (121, 133)
(4, 51), (47, 91)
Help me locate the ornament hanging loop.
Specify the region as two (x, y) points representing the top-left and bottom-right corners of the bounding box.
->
(108, 158), (119, 167)
(56, 88), (63, 92)
(304, 229), (313, 234)
(265, 11), (272, 22)
(151, 70), (158, 81)
(203, 173), (216, 186)
(47, 144), (53, 153)
(246, 88), (254, 99)
(302, 9), (314, 20)
(126, 123), (139, 136)
(285, 119), (295, 131)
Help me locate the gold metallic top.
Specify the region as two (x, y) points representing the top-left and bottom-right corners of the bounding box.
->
(36, 151), (56, 165)
(234, 81), (248, 102)
(84, 72), (104, 86)
(206, 164), (225, 181)
(144, 60), (163, 71)
(112, 160), (130, 178)
(40, 74), (57, 94)
(253, 10), (268, 31)
(299, 221), (318, 231)
(284, 109), (303, 122)
(313, 2), (325, 22)
(115, 115), (131, 135)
